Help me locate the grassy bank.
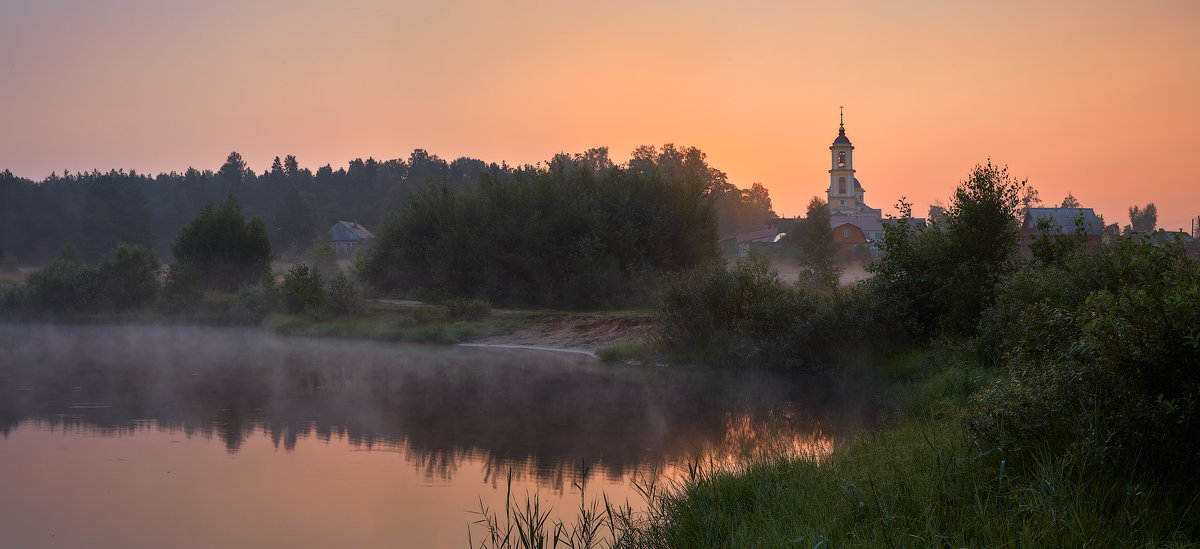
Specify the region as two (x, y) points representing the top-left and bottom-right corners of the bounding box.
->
(637, 416), (1196, 547)
(469, 341), (1198, 548)
(265, 300), (499, 343)
(631, 353), (1198, 547)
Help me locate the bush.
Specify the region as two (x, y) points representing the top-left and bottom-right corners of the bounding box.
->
(657, 253), (824, 369)
(162, 259), (203, 312)
(95, 244), (159, 311)
(444, 297), (490, 321)
(325, 271), (360, 316)
(25, 254), (97, 312)
(869, 162), (1023, 339)
(968, 237), (1200, 474)
(227, 280), (278, 323)
(281, 264), (325, 314)
(198, 289), (238, 315)
(309, 238), (338, 279)
(170, 195), (272, 292)
(1, 254), (18, 273)
(656, 252), (905, 370)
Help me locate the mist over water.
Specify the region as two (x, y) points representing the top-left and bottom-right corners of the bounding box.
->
(0, 324), (878, 547)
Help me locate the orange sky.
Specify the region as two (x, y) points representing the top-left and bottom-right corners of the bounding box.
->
(2, 0), (1198, 230)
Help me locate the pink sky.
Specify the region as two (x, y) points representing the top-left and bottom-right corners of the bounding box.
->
(2, 0), (1197, 230)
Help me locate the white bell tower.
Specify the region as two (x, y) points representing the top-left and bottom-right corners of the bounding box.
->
(827, 107), (858, 215)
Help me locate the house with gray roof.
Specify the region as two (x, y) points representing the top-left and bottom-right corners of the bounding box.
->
(1020, 207), (1103, 256)
(329, 220), (374, 256)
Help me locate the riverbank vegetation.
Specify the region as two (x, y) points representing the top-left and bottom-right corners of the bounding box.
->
(461, 161), (1198, 547)
(631, 162), (1199, 546)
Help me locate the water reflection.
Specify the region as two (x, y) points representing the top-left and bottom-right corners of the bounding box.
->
(0, 323), (878, 489)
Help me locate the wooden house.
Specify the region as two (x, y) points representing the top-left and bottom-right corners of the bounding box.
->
(1020, 208), (1103, 256)
(329, 221), (374, 256)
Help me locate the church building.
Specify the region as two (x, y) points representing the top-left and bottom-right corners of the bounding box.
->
(826, 111), (881, 218)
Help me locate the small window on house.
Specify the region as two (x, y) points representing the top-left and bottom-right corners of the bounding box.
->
(839, 200), (845, 205)
(843, 229), (850, 238)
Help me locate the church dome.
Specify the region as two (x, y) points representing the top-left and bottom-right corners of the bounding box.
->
(832, 126), (852, 146)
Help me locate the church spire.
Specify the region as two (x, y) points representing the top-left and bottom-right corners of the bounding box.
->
(839, 106), (844, 133)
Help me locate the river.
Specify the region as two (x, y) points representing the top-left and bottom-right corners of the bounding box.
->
(0, 323), (877, 547)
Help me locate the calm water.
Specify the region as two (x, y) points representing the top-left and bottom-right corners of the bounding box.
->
(0, 324), (877, 548)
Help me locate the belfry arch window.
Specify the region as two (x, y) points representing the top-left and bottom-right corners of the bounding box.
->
(838, 177), (847, 194)
(837, 151), (846, 168)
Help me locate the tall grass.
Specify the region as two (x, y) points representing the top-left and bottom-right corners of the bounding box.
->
(468, 462), (641, 549)
(634, 414), (1197, 547)
(468, 340), (1199, 548)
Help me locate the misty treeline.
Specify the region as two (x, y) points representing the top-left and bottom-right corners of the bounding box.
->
(0, 145), (774, 267)
(360, 148), (732, 308)
(658, 160), (1200, 476)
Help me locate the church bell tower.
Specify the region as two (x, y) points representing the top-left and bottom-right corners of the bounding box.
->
(828, 107), (857, 215)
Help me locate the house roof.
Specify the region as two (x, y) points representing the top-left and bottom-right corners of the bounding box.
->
(881, 217), (926, 228)
(829, 215), (884, 232)
(736, 227), (780, 244)
(774, 217), (799, 233)
(332, 220), (374, 241)
(1022, 208), (1102, 236)
(1135, 229), (1197, 245)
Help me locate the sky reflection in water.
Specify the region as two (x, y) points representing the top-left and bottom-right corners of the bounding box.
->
(0, 324), (876, 547)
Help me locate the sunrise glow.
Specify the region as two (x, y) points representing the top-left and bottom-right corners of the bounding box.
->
(2, 0), (1197, 229)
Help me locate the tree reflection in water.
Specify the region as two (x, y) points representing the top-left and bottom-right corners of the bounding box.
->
(0, 323), (879, 489)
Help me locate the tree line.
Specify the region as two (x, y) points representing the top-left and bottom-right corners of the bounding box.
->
(0, 146), (775, 268)
(359, 148), (730, 308)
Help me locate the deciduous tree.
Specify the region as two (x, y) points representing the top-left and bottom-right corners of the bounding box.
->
(170, 195), (272, 292)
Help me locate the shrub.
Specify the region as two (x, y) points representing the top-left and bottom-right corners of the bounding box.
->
(869, 162), (1023, 339)
(1, 285), (27, 312)
(1, 254), (18, 273)
(444, 297), (490, 321)
(968, 237), (1200, 474)
(198, 289), (238, 314)
(228, 280), (278, 323)
(162, 259), (203, 312)
(657, 253), (818, 369)
(170, 195), (272, 292)
(95, 244), (159, 311)
(281, 264), (325, 314)
(26, 256), (95, 312)
(325, 271), (360, 316)
(309, 238), (338, 279)
(656, 252), (904, 370)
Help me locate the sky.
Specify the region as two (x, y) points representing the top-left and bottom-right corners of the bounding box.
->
(2, 0), (1198, 231)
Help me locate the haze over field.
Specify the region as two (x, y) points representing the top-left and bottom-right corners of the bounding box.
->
(2, 0), (1197, 229)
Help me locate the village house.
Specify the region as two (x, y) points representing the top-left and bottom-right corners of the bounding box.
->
(329, 220), (375, 256)
(1019, 207), (1103, 256)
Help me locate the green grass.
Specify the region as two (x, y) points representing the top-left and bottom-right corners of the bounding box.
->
(622, 340), (1200, 548)
(262, 301), (566, 344)
(633, 413), (1198, 548)
(595, 340), (659, 362)
(469, 340), (1200, 548)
